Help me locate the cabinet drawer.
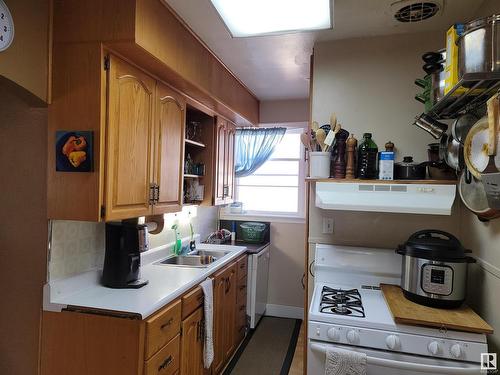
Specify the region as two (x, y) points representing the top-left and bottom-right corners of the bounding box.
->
(237, 256), (247, 280)
(182, 286), (205, 320)
(237, 279), (247, 305)
(144, 334), (180, 375)
(145, 300), (181, 359)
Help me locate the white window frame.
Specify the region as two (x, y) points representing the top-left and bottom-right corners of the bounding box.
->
(232, 124), (306, 221)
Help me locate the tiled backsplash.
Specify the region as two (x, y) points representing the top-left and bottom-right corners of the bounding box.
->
(48, 206), (218, 281)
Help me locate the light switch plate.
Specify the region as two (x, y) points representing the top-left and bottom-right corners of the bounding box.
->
(322, 217), (334, 234)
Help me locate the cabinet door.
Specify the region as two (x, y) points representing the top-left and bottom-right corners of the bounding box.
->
(212, 270), (227, 374)
(154, 83), (185, 214)
(105, 55), (155, 220)
(223, 264), (237, 359)
(214, 119), (226, 205)
(224, 122), (236, 204)
(180, 307), (204, 375)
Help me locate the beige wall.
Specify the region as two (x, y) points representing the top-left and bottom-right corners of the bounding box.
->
(313, 31), (446, 162)
(267, 222), (306, 311)
(0, 86), (48, 375)
(260, 99), (310, 124)
(0, 0), (49, 101)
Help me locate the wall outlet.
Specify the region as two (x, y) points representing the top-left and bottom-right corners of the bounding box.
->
(322, 217), (334, 234)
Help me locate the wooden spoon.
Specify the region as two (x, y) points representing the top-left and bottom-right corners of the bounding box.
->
(330, 113), (337, 129)
(300, 132), (312, 150)
(312, 121), (320, 133)
(316, 129), (327, 151)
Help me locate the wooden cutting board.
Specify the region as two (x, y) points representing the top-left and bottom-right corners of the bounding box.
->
(381, 284), (493, 334)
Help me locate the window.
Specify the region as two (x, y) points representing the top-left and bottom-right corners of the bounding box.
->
(236, 127), (305, 218)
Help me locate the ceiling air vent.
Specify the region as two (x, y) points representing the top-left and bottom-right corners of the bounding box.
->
(392, 1), (441, 23)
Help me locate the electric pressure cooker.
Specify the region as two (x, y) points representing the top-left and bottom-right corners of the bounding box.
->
(396, 230), (475, 309)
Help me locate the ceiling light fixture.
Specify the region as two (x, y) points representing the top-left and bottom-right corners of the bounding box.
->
(210, 0), (333, 38)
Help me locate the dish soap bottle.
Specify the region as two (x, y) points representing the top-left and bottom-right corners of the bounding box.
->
(357, 133), (378, 179)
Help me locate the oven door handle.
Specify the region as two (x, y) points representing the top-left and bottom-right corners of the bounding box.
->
(310, 343), (482, 374)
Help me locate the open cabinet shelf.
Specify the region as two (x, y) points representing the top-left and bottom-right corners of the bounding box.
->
(306, 178), (457, 185)
(185, 139), (206, 148)
(183, 104), (215, 206)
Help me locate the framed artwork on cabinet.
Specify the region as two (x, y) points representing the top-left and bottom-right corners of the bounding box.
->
(55, 131), (93, 172)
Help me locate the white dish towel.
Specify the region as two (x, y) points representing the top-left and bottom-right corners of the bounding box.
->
(325, 347), (367, 375)
(200, 278), (214, 369)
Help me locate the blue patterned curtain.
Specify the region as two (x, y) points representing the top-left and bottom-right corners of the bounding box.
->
(235, 127), (286, 177)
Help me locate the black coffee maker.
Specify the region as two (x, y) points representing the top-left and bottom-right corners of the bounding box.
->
(102, 222), (149, 289)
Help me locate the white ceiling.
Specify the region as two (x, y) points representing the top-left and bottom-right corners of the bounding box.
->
(164, 0), (486, 101)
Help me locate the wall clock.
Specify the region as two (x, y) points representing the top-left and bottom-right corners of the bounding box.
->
(0, 0), (14, 52)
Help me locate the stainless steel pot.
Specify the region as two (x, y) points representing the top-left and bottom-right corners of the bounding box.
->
(422, 49), (446, 104)
(394, 156), (427, 180)
(458, 14), (500, 78)
(396, 230), (475, 309)
(439, 132), (464, 171)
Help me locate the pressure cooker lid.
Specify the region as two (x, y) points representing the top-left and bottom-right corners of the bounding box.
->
(397, 230), (473, 262)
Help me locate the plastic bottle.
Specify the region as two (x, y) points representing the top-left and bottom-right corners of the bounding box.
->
(357, 133), (379, 179)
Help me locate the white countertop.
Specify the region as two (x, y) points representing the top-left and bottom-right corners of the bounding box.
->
(43, 242), (247, 319)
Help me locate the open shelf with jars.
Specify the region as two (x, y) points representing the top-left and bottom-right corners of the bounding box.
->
(183, 104), (215, 206)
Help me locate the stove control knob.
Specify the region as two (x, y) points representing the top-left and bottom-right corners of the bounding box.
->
(385, 335), (400, 350)
(346, 330), (360, 344)
(327, 328), (340, 341)
(450, 343), (463, 358)
(428, 341), (442, 355)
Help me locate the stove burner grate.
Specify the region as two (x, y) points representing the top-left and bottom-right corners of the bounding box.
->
(319, 286), (365, 318)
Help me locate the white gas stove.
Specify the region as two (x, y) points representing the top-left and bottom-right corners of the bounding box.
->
(307, 244), (488, 375)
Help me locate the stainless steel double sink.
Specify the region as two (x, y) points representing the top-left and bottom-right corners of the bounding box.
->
(157, 249), (232, 268)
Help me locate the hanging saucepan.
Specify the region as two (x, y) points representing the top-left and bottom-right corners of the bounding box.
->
(439, 133), (464, 171)
(464, 115), (500, 180)
(452, 113), (478, 145)
(459, 169), (500, 221)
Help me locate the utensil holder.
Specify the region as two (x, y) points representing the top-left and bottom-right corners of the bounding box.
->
(309, 151), (331, 178)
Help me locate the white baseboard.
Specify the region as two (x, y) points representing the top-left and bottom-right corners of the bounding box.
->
(265, 304), (304, 320)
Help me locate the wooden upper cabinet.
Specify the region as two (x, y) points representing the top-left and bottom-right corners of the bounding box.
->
(225, 122), (236, 203)
(105, 55), (155, 220)
(154, 83), (185, 214)
(214, 119), (227, 206)
(180, 307), (205, 375)
(214, 118), (236, 206)
(52, 0), (259, 126)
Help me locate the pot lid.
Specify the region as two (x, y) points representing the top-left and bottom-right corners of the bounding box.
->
(397, 230), (474, 262)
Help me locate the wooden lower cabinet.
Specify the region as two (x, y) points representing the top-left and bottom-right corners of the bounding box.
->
(213, 255), (248, 374)
(40, 257), (247, 375)
(180, 307), (205, 375)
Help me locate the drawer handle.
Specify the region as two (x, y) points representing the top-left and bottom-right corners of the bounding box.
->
(160, 318), (174, 330)
(239, 305), (245, 311)
(239, 285), (246, 291)
(240, 263), (246, 269)
(158, 355), (173, 372)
